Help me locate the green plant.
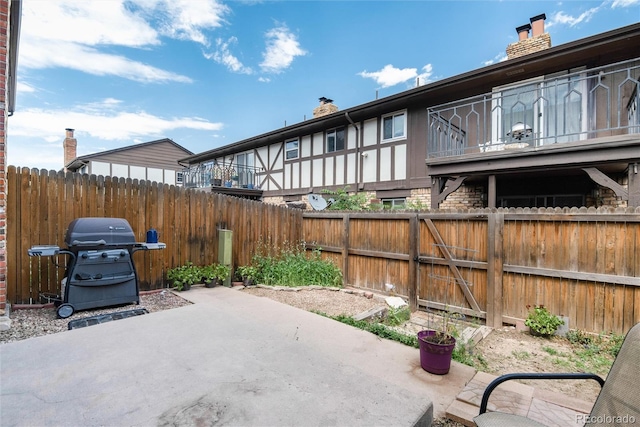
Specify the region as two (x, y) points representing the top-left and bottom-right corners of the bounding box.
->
(385, 306), (411, 326)
(236, 265), (258, 282)
(321, 186), (370, 211)
(167, 262), (199, 291)
(251, 239), (342, 287)
(212, 264), (230, 282)
(524, 305), (564, 337)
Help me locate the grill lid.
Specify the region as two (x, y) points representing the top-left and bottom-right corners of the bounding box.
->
(65, 217), (136, 247)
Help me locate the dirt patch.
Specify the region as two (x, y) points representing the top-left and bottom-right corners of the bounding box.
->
(242, 286), (614, 405)
(473, 327), (611, 403)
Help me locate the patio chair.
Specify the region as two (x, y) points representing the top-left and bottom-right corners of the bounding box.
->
(474, 322), (640, 427)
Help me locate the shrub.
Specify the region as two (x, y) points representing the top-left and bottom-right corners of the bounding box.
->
(525, 305), (564, 336)
(251, 240), (342, 287)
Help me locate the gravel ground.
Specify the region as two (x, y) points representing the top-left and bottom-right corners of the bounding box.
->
(0, 290), (192, 344)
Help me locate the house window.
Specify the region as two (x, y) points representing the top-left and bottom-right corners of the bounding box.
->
(235, 151), (256, 187)
(382, 111), (406, 141)
(176, 172), (184, 185)
(285, 139), (299, 160)
(382, 198), (406, 209)
(326, 128), (345, 153)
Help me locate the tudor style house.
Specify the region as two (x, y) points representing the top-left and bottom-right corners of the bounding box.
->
(63, 129), (193, 186)
(179, 16), (640, 210)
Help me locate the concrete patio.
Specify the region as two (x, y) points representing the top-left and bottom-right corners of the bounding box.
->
(0, 286), (476, 426)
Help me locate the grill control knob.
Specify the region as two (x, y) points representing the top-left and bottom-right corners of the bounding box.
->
(81, 253), (88, 259)
(120, 251), (126, 257)
(101, 252), (108, 258)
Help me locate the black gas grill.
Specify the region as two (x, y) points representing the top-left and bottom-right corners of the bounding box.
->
(29, 217), (165, 318)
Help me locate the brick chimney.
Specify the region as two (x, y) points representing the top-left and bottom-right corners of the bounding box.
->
(312, 97), (338, 118)
(506, 14), (551, 60)
(63, 128), (77, 171)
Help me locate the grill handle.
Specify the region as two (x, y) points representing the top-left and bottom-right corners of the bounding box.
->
(71, 239), (107, 246)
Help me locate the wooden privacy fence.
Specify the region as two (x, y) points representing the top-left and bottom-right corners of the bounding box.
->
(7, 166), (303, 305)
(302, 209), (640, 335)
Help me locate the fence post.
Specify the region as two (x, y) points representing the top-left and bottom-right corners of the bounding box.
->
(342, 213), (350, 288)
(408, 215), (418, 311)
(486, 212), (504, 327)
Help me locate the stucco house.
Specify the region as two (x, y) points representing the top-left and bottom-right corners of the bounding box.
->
(179, 16), (640, 210)
(63, 129), (193, 186)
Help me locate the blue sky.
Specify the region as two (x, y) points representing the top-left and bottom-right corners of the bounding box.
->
(9, 0), (640, 171)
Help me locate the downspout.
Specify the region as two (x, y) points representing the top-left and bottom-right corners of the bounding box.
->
(345, 112), (360, 191)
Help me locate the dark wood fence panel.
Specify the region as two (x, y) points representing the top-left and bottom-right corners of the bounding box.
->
(7, 167), (303, 304)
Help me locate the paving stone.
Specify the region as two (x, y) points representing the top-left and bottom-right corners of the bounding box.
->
(527, 397), (584, 427)
(445, 399), (478, 427)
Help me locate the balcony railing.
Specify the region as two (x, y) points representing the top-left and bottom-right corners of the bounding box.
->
(427, 58), (640, 159)
(182, 162), (262, 190)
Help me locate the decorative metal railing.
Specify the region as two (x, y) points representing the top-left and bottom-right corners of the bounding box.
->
(427, 58), (640, 158)
(182, 162), (262, 189)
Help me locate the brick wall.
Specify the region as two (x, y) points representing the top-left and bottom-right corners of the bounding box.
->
(0, 0), (8, 312)
(506, 33), (552, 60)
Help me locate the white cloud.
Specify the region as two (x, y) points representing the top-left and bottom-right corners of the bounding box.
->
(547, 6), (602, 28)
(22, 0), (160, 48)
(358, 64), (420, 88)
(416, 64), (434, 86)
(10, 98), (223, 144)
(155, 0), (230, 46)
(259, 25), (307, 74)
(206, 37), (253, 74)
(22, 40), (193, 83)
(611, 0), (640, 7)
(19, 0), (229, 83)
(482, 52), (509, 67)
(17, 81), (36, 93)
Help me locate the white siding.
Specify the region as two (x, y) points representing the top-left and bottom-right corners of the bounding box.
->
(269, 143), (283, 170)
(312, 158), (323, 187)
(324, 157), (334, 186)
(347, 126), (357, 150)
(257, 147), (269, 170)
(347, 153), (356, 184)
(335, 155), (344, 186)
(395, 144), (407, 180)
(165, 170), (176, 185)
(130, 166), (145, 180)
(301, 160), (311, 187)
(362, 118), (377, 147)
(380, 146), (392, 181)
(147, 168), (163, 183)
(112, 163), (128, 178)
(292, 162), (300, 188)
(362, 150), (377, 183)
(301, 135), (311, 158)
(270, 172), (282, 191)
(284, 163), (291, 190)
(92, 161), (110, 177)
(313, 132), (324, 156)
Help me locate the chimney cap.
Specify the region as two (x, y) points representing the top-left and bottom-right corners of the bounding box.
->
(516, 23), (531, 33)
(319, 97), (333, 104)
(65, 128), (75, 132)
(530, 13), (546, 23)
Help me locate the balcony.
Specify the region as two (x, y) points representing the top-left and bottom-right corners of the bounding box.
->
(182, 162), (263, 193)
(427, 58), (640, 159)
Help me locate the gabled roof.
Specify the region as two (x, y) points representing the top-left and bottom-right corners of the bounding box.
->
(179, 22), (640, 166)
(65, 138), (193, 171)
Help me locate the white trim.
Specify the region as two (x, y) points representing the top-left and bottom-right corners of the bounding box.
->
(381, 109), (407, 143)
